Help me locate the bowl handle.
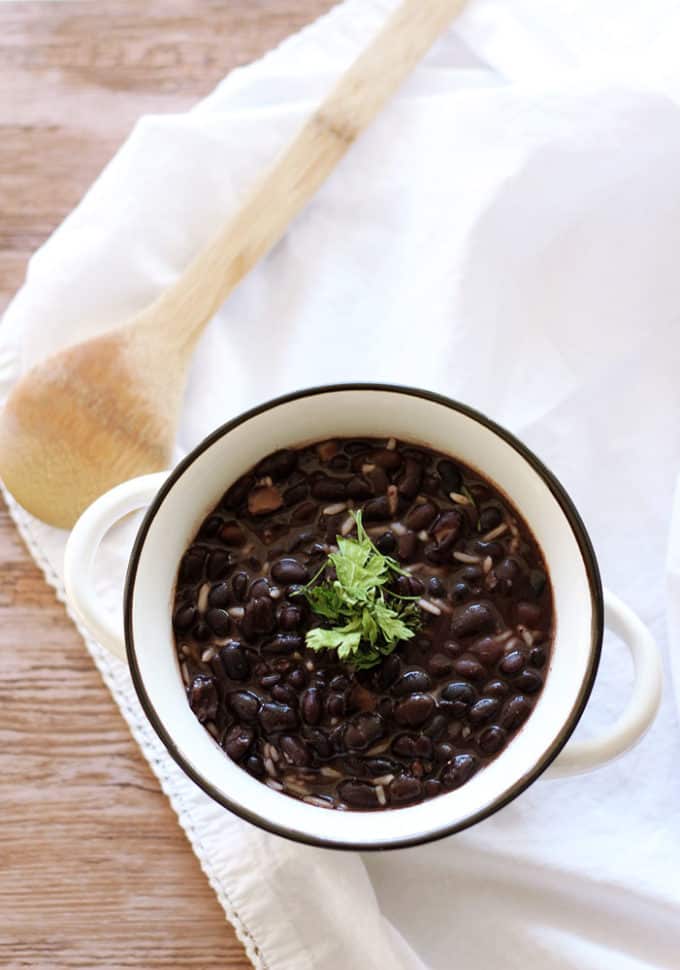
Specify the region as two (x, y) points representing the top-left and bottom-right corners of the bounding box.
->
(545, 588), (662, 778)
(63, 473), (168, 663)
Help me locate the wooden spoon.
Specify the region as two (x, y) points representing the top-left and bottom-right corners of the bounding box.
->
(0, 0), (466, 528)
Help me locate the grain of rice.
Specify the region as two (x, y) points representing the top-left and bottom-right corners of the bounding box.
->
(391, 521), (408, 536)
(373, 774), (395, 786)
(304, 796), (333, 809)
(450, 491), (473, 506)
(418, 530), (429, 542)
(228, 606), (245, 620)
(482, 523), (508, 541)
(197, 582), (210, 614)
(386, 437), (397, 450)
(180, 662), (190, 685)
(519, 627), (534, 647)
(201, 647), (216, 663)
(362, 464), (376, 474)
(285, 781), (310, 797)
(483, 556), (493, 574)
(418, 598), (441, 616)
(453, 551), (482, 564)
(269, 587), (282, 599)
(376, 785), (387, 806)
(340, 515), (355, 536)
(320, 766), (342, 779)
(461, 726), (471, 739)
(264, 758), (277, 777)
(387, 485), (399, 516)
(206, 721), (219, 739)
(323, 502), (348, 516)
(266, 779), (283, 792)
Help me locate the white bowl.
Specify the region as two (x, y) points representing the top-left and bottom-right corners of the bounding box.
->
(64, 384), (662, 850)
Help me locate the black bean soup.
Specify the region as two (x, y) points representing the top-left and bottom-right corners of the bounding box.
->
(173, 438), (553, 811)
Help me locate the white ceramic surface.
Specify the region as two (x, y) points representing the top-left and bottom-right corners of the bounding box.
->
(64, 385), (662, 849)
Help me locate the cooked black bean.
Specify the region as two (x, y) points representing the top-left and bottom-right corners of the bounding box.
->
(441, 753), (478, 789)
(338, 780), (381, 809)
(502, 695), (532, 730)
(515, 670), (543, 694)
(394, 693), (435, 727)
(175, 435), (553, 811)
(280, 735), (309, 766)
(206, 608), (231, 638)
(228, 690), (260, 722)
(478, 725), (506, 753)
(393, 670), (431, 696)
(223, 724), (254, 761)
(258, 702), (298, 733)
(220, 642), (250, 682)
(344, 713), (383, 751)
(390, 775), (422, 804)
(188, 676), (218, 723)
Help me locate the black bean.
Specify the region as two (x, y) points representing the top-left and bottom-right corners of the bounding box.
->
(255, 449), (297, 481)
(326, 692), (346, 719)
(424, 779), (443, 798)
(173, 605), (196, 631)
(346, 476), (373, 500)
(515, 670), (543, 694)
(264, 634), (303, 655)
(220, 642), (250, 681)
(291, 501), (318, 524)
(283, 482), (309, 506)
(179, 549), (205, 583)
(441, 753), (478, 790)
(469, 539), (504, 561)
(375, 654), (401, 690)
(311, 475), (347, 500)
(199, 515), (223, 538)
(394, 574), (424, 598)
(228, 690), (260, 722)
(241, 596), (276, 640)
(258, 702), (298, 733)
(375, 531), (397, 555)
(394, 693), (435, 727)
(208, 582), (232, 609)
(469, 697), (501, 724)
(392, 734), (433, 759)
(529, 646), (547, 669)
(206, 608), (231, 637)
(450, 601), (501, 639)
(451, 582), (470, 603)
(223, 474), (255, 509)
(193, 621), (211, 642)
(329, 454), (350, 471)
(529, 568), (547, 598)
(306, 729), (333, 760)
(330, 675), (350, 691)
(437, 459), (462, 495)
(483, 679), (510, 699)
(453, 657), (486, 681)
(389, 775), (422, 804)
(363, 496), (391, 522)
(245, 755), (265, 778)
(338, 780), (380, 809)
(368, 448), (403, 471)
(206, 550), (231, 581)
(188, 676), (218, 723)
(426, 653), (454, 678)
(273, 604), (300, 633)
(397, 531), (419, 562)
(443, 639), (465, 657)
(287, 667), (307, 689)
(478, 725), (506, 754)
(424, 714), (448, 739)
(516, 601), (543, 627)
(396, 458), (424, 499)
(440, 682), (477, 717)
(406, 502), (438, 531)
(495, 557), (523, 594)
(425, 509), (464, 563)
(499, 650), (525, 676)
(478, 506), (503, 532)
(470, 635), (504, 667)
(223, 724), (254, 761)
(434, 741), (456, 763)
(248, 485), (284, 516)
(428, 577), (446, 599)
(272, 683), (297, 705)
(280, 735), (310, 767)
(363, 758), (402, 777)
(392, 670), (431, 696)
(220, 521), (246, 547)
(344, 713), (383, 751)
(271, 558), (309, 585)
(232, 571), (249, 601)
(502, 695), (532, 730)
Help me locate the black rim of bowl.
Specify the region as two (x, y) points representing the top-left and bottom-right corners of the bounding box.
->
(123, 382), (604, 851)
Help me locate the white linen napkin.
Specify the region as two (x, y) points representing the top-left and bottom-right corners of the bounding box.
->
(3, 1), (680, 967)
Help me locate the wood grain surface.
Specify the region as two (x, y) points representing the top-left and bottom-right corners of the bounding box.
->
(0, 3), (334, 967)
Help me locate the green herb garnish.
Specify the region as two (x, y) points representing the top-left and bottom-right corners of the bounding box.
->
(295, 511), (421, 669)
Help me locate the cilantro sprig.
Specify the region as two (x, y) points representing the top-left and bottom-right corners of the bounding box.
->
(295, 511), (421, 670)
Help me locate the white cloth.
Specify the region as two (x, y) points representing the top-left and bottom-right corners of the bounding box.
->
(2, 1), (680, 967)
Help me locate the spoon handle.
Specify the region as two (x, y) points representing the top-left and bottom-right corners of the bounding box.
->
(142, 0), (467, 348)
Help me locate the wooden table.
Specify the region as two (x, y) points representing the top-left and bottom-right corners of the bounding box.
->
(0, 3), (334, 966)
